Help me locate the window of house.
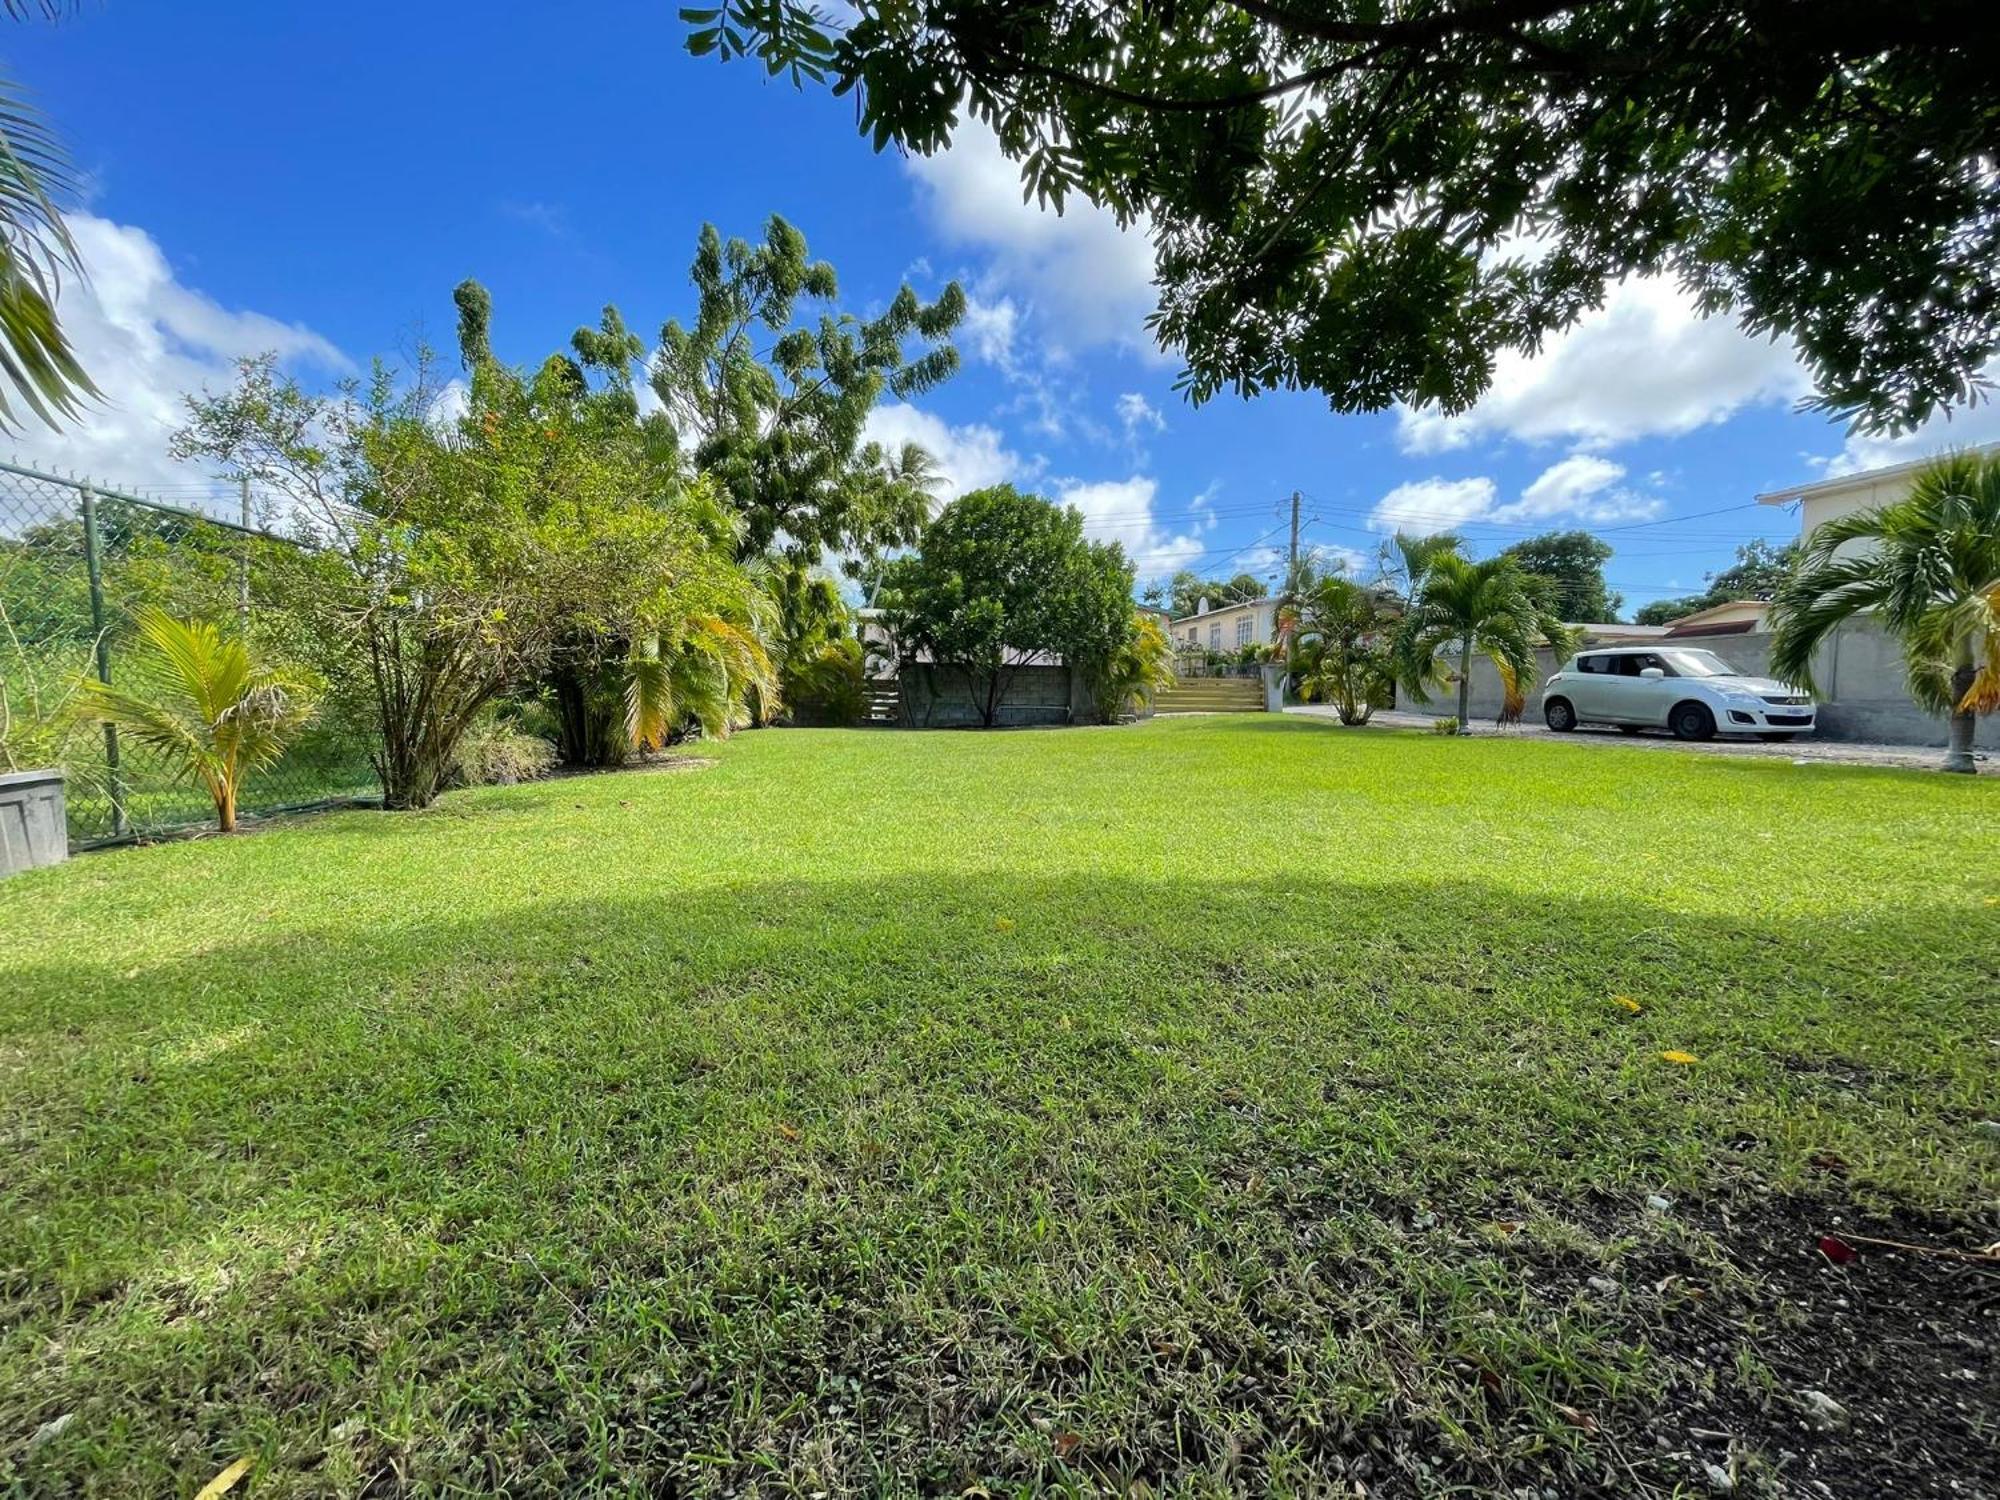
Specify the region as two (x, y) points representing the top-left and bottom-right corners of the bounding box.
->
(1208, 624), (1221, 650)
(1235, 617), (1252, 647)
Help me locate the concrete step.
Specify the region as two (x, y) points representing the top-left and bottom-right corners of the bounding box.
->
(1152, 679), (1266, 714)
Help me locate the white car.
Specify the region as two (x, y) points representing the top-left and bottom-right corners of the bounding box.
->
(1540, 645), (1817, 741)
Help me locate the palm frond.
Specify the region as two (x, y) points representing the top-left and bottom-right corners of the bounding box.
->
(623, 651), (677, 751)
(0, 59), (96, 432)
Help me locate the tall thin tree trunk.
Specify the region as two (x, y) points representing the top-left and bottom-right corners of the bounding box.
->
(1456, 632), (1473, 732)
(1943, 659), (1977, 773)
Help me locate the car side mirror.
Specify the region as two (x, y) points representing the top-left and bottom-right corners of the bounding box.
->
(1639, 667), (1665, 680)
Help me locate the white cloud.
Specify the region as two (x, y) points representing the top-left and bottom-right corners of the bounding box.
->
(11, 213), (346, 500)
(1115, 391), (1166, 443)
(1370, 456), (1661, 535)
(1817, 363), (2000, 476)
(1395, 276), (1809, 454)
(863, 401), (1031, 500)
(1056, 474), (1209, 581)
(1369, 476), (1499, 534)
(905, 122), (1160, 356)
(1494, 453), (1659, 524)
(958, 295), (1021, 371)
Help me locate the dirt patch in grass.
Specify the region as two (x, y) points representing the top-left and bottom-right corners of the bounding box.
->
(546, 754), (717, 779)
(1664, 1199), (1995, 1498)
(1505, 1195), (2000, 1500)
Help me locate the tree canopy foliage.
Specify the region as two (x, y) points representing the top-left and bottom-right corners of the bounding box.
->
(880, 485), (1136, 727)
(687, 0), (2000, 433)
(1500, 530), (1620, 623)
(171, 300), (757, 804)
(648, 215), (962, 570)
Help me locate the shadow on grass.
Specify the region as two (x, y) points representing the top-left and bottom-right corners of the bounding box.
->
(2, 869), (1992, 1496)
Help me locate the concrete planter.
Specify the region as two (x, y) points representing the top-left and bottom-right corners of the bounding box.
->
(0, 769), (68, 877)
(1261, 662), (1289, 712)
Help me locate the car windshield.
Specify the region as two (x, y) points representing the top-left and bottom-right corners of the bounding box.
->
(1659, 649), (1743, 678)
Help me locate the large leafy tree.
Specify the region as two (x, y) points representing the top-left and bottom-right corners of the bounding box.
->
(1, 0), (96, 431)
(172, 301), (748, 803)
(1771, 451), (2000, 774)
(1500, 530), (1620, 623)
(649, 216), (963, 571)
(880, 485), (1135, 727)
(454, 283), (777, 768)
(688, 1), (2000, 433)
(1394, 550), (1577, 731)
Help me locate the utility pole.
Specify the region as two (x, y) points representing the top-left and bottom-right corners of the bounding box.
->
(1287, 489), (1301, 594)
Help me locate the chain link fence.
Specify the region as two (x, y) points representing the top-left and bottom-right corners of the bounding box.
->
(0, 461), (379, 848)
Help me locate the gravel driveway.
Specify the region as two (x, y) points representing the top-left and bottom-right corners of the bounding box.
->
(1282, 704), (1981, 771)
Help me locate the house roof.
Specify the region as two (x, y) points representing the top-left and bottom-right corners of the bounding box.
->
(1573, 622), (1671, 641)
(1170, 595), (1275, 625)
(1661, 598), (1771, 637)
(1754, 442), (2000, 508)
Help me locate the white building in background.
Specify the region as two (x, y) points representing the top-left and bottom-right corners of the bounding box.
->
(1756, 443), (2000, 551)
(1170, 595), (1283, 655)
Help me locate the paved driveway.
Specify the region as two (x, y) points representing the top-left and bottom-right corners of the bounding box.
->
(1282, 705), (1977, 771)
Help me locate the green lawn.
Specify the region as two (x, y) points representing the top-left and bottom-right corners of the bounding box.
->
(2, 717), (1994, 1497)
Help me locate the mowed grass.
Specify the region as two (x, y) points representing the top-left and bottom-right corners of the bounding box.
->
(1, 717), (1994, 1497)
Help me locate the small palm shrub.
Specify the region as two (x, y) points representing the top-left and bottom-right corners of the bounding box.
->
(75, 610), (316, 832)
(1431, 717), (1461, 735)
(1092, 611), (1177, 719)
(451, 716), (558, 786)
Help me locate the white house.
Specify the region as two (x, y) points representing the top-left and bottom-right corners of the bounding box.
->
(1756, 443), (2000, 551)
(1170, 595), (1284, 655)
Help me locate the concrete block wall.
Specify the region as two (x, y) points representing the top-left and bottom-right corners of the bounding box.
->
(1452, 619), (1997, 748)
(896, 663), (1096, 728)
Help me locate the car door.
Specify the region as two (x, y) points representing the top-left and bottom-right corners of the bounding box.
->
(1607, 651), (1679, 726)
(1596, 653), (1657, 723)
(1567, 654), (1616, 719)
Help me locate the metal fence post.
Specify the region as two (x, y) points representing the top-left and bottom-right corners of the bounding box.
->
(79, 483), (127, 838)
(238, 474), (252, 628)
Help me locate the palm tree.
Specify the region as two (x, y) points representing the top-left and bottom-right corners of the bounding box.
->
(1382, 530), (1464, 603)
(76, 611), (317, 832)
(1281, 575), (1398, 725)
(1394, 551), (1577, 733)
(1770, 449), (2000, 774)
(2, 1), (96, 430)
(623, 612), (780, 750)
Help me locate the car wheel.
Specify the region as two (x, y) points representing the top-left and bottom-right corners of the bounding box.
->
(1543, 697), (1577, 732)
(1670, 701), (1716, 741)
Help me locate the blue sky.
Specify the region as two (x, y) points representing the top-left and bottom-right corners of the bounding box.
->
(11, 1), (1997, 616)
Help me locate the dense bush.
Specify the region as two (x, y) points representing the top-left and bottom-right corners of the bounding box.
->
(782, 636), (867, 726)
